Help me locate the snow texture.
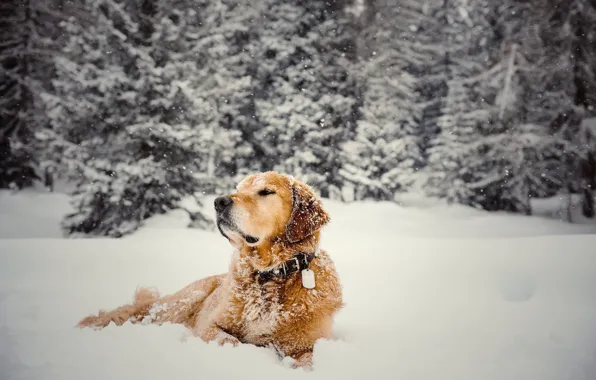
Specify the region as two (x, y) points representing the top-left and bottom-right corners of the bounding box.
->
(1, 190), (596, 380)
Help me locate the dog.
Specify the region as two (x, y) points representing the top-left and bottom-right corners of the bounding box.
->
(78, 171), (343, 368)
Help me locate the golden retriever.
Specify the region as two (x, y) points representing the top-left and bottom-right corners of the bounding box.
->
(78, 171), (343, 368)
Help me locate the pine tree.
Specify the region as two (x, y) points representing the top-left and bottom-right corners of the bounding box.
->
(549, 0), (596, 217)
(249, 0), (361, 198)
(0, 0), (62, 189)
(518, 0), (596, 217)
(424, 0), (591, 214)
(416, 1), (450, 163)
(150, 0), (254, 191)
(424, 0), (496, 207)
(473, 2), (571, 213)
(44, 0), (228, 236)
(342, 1), (438, 200)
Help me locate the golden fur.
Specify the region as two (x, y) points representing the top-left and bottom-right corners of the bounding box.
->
(78, 172), (343, 369)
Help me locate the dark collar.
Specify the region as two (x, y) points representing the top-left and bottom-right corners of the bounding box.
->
(256, 252), (316, 285)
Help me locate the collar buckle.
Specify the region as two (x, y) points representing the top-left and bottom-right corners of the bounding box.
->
(292, 256), (301, 271)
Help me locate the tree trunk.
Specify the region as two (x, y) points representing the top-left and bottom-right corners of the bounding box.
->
(580, 151), (596, 218)
(582, 187), (594, 218)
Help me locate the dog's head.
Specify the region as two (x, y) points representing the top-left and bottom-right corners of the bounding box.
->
(214, 172), (330, 248)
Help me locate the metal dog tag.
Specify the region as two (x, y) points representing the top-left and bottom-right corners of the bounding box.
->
(301, 269), (316, 289)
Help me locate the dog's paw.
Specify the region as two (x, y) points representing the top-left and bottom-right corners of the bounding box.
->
(215, 331), (241, 347)
(291, 352), (313, 370)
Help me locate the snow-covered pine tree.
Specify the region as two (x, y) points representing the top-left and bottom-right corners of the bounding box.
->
(44, 0), (221, 236)
(416, 1), (450, 163)
(425, 0), (586, 214)
(543, 0), (596, 217)
(177, 0), (261, 183)
(426, 1), (540, 212)
(149, 0), (255, 193)
(0, 0), (61, 189)
(424, 0), (497, 207)
(471, 1), (577, 213)
(512, 0), (596, 217)
(249, 0), (361, 198)
(458, 3), (534, 213)
(341, 0), (435, 200)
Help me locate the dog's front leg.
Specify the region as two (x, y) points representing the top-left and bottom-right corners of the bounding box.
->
(275, 317), (332, 369)
(191, 276), (242, 347)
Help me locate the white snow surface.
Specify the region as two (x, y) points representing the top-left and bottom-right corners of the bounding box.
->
(1, 190), (596, 380)
(0, 189), (73, 239)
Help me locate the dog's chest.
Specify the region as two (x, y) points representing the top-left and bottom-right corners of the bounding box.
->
(234, 283), (285, 343)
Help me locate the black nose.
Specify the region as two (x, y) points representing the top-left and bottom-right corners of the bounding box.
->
(214, 196), (233, 212)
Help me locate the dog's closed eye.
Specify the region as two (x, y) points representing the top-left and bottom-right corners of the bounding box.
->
(258, 189), (276, 196)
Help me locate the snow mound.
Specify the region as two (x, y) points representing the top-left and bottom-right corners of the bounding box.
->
(1, 191), (596, 379)
(1, 236), (596, 380)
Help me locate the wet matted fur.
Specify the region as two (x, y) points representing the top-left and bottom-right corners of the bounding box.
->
(78, 171), (344, 368)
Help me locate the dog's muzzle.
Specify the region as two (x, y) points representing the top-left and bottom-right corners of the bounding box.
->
(214, 195), (259, 244)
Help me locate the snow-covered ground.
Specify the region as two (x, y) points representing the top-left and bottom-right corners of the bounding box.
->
(1, 190), (596, 380)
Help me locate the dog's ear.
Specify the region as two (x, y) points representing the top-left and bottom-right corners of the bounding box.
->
(286, 182), (330, 243)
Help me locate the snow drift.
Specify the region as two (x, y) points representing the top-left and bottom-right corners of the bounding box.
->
(1, 191), (596, 380)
